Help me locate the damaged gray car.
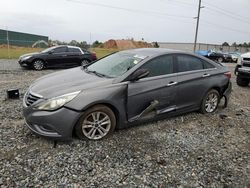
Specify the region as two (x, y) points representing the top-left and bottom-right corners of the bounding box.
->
(23, 48), (232, 140)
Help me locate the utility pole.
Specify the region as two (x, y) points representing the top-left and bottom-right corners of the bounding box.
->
(89, 32), (92, 49)
(193, 0), (203, 52)
(6, 26), (10, 58)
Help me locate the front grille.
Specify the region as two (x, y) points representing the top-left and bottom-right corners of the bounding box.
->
(243, 63), (250, 68)
(25, 92), (42, 106)
(243, 58), (250, 61)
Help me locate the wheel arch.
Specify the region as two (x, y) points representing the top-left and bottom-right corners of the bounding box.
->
(32, 58), (47, 67)
(72, 101), (121, 137)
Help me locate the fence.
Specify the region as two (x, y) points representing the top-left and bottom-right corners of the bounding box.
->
(158, 42), (249, 53)
(0, 29), (49, 48)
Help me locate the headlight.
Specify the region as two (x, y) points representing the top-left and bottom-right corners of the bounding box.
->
(34, 91), (80, 111)
(237, 57), (242, 65)
(22, 56), (32, 61)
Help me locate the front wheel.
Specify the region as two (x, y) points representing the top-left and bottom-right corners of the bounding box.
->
(75, 105), (116, 140)
(200, 89), (220, 114)
(32, 60), (45, 70)
(236, 76), (249, 87)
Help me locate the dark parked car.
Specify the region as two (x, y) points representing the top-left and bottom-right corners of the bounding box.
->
(18, 45), (97, 70)
(205, 51), (232, 63)
(23, 48), (232, 140)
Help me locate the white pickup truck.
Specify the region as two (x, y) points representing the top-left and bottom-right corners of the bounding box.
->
(235, 52), (250, 87)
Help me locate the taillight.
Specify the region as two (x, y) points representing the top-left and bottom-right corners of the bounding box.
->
(91, 52), (97, 59)
(224, 71), (231, 79)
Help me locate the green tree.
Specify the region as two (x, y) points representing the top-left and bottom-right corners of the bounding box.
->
(153, 42), (159, 48)
(222, 42), (229, 46)
(92, 40), (103, 48)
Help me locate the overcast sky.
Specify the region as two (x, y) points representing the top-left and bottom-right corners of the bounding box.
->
(0, 0), (249, 44)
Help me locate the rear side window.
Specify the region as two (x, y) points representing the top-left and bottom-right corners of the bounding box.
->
(176, 55), (204, 72)
(141, 55), (174, 77)
(69, 48), (81, 53)
(53, 47), (67, 53)
(203, 60), (215, 69)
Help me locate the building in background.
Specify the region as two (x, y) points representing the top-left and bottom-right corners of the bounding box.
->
(158, 42), (249, 53)
(0, 29), (49, 48)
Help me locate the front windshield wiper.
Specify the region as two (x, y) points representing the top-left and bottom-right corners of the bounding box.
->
(84, 67), (111, 78)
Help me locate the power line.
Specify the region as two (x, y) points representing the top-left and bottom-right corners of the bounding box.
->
(202, 20), (250, 36)
(67, 0), (193, 19)
(204, 7), (250, 25)
(203, 1), (250, 22)
(171, 0), (250, 25)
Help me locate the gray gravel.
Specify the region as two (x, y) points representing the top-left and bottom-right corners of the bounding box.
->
(0, 60), (249, 187)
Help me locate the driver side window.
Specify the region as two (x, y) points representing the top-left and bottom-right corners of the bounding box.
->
(141, 55), (174, 78)
(53, 47), (67, 53)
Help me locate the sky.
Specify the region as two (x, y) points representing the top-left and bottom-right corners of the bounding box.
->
(0, 0), (250, 44)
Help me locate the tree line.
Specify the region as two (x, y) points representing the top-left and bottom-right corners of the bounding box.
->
(222, 42), (250, 48)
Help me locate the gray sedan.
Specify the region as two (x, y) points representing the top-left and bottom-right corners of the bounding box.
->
(23, 48), (232, 140)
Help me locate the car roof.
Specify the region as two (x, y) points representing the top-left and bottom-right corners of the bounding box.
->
(120, 48), (182, 57)
(54, 45), (80, 49)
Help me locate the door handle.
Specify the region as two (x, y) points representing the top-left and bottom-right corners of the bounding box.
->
(61, 54), (67, 57)
(202, 73), (210, 78)
(167, 81), (178, 86)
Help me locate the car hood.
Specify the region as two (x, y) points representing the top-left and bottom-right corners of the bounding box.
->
(29, 67), (114, 99)
(20, 52), (40, 59)
(241, 52), (250, 58)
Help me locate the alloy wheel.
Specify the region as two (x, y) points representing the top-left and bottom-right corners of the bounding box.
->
(33, 60), (44, 70)
(205, 93), (219, 113)
(218, 57), (223, 63)
(81, 59), (90, 66)
(81, 111), (111, 140)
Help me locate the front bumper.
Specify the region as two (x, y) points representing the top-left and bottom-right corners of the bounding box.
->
(235, 65), (250, 79)
(23, 106), (81, 140)
(18, 58), (33, 67)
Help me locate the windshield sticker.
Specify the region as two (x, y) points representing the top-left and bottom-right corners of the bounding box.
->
(133, 60), (139, 64)
(134, 55), (147, 59)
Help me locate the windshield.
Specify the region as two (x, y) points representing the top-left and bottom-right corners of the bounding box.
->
(41, 46), (57, 53)
(86, 52), (147, 78)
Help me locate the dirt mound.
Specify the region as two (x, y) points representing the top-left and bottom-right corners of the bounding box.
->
(103, 39), (152, 49)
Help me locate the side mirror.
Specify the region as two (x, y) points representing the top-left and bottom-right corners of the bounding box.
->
(48, 50), (53, 54)
(129, 69), (149, 81)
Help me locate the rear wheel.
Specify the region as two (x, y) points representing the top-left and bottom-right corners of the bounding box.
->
(200, 89), (220, 114)
(75, 105), (116, 140)
(81, 59), (90, 66)
(32, 60), (45, 70)
(236, 76), (249, 87)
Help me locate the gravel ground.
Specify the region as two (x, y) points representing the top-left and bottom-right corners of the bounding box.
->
(0, 59), (249, 187)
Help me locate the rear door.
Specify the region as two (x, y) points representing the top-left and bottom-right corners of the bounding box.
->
(175, 54), (216, 110)
(67, 47), (82, 66)
(127, 55), (177, 121)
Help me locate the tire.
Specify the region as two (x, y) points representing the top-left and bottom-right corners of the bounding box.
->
(217, 57), (223, 63)
(236, 76), (249, 87)
(75, 105), (116, 140)
(200, 89), (220, 114)
(32, 59), (45, 70)
(81, 59), (90, 66)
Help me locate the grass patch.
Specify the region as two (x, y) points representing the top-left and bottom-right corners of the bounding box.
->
(0, 46), (118, 59)
(90, 48), (118, 58)
(0, 46), (44, 59)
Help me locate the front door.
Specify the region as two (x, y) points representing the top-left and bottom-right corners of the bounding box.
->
(127, 55), (177, 121)
(46, 46), (68, 67)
